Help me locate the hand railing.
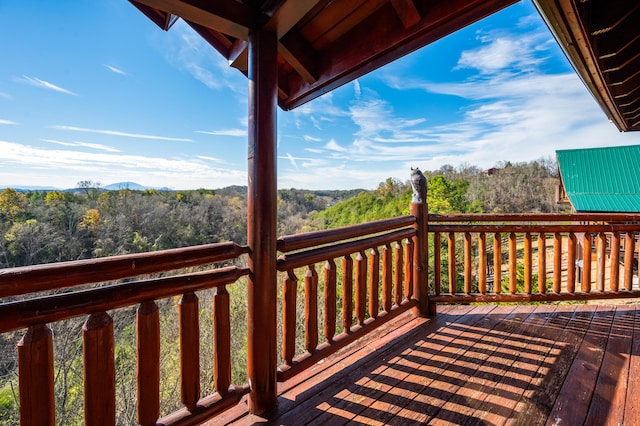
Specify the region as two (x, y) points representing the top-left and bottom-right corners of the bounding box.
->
(0, 242), (250, 426)
(276, 216), (418, 381)
(428, 213), (640, 304)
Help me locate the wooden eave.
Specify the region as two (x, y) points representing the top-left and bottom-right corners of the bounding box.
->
(129, 0), (518, 110)
(533, 0), (640, 132)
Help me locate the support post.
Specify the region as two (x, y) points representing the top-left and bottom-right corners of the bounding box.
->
(246, 27), (278, 415)
(410, 168), (431, 316)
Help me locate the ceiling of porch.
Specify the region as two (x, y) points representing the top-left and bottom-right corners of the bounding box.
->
(129, 0), (518, 111)
(129, 0), (640, 131)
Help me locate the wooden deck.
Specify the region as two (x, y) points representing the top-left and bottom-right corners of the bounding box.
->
(214, 303), (640, 425)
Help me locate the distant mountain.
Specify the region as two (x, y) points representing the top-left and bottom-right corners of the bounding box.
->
(102, 182), (170, 191)
(1, 185), (58, 192)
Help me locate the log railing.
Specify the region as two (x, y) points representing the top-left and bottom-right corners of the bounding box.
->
(0, 242), (251, 426)
(428, 213), (640, 305)
(276, 216), (419, 381)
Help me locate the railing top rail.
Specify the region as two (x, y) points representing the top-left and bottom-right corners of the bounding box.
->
(278, 228), (415, 271)
(277, 215), (416, 253)
(429, 223), (640, 233)
(0, 241), (249, 299)
(429, 213), (640, 222)
(0, 266), (250, 333)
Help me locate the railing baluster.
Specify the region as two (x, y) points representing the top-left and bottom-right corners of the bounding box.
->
(433, 233), (441, 295)
(464, 232), (472, 294)
(567, 233), (576, 293)
(305, 265), (318, 352)
(509, 232), (517, 294)
(624, 232), (635, 291)
(137, 301), (160, 425)
(478, 233), (487, 295)
(610, 232), (620, 291)
(83, 312), (115, 426)
(524, 233), (532, 294)
(342, 255), (353, 332)
(355, 252), (367, 325)
(214, 286), (231, 395)
(282, 271), (297, 365)
(494, 233), (502, 294)
(18, 324), (54, 426)
(583, 233), (592, 292)
(553, 233), (562, 293)
(179, 292), (200, 410)
(368, 248), (380, 319)
(323, 260), (337, 343)
(394, 241), (404, 304)
(448, 232), (456, 294)
(538, 233), (546, 293)
(597, 232), (606, 292)
(382, 244), (392, 312)
(404, 238), (414, 299)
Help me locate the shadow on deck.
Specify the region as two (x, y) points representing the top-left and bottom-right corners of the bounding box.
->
(215, 303), (640, 425)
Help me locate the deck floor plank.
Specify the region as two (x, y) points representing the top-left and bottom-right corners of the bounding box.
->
(585, 304), (634, 425)
(219, 303), (640, 426)
(505, 304), (595, 426)
(546, 305), (614, 426)
(623, 303), (640, 425)
(465, 304), (561, 425)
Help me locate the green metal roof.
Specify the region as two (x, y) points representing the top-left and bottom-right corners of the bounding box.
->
(556, 145), (640, 212)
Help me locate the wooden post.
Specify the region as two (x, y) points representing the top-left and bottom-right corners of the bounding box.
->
(136, 301), (160, 425)
(178, 292), (200, 411)
(213, 286), (231, 396)
(83, 312), (115, 425)
(246, 27), (278, 415)
(410, 201), (430, 317)
(18, 324), (55, 426)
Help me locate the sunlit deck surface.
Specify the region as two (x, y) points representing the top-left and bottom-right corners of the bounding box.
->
(215, 303), (640, 425)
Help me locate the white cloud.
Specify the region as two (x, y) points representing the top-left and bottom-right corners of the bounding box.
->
(104, 65), (127, 75)
(0, 140), (245, 189)
(196, 155), (224, 162)
(51, 125), (192, 142)
(19, 76), (77, 96)
(303, 135), (323, 142)
(282, 152), (298, 169)
(162, 20), (244, 93)
(197, 129), (247, 137)
(42, 139), (122, 152)
(0, 119), (17, 125)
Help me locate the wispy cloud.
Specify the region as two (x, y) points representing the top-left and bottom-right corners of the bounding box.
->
(303, 135), (323, 142)
(104, 65), (127, 75)
(0, 140), (245, 189)
(162, 20), (244, 93)
(196, 155), (224, 162)
(19, 76), (77, 96)
(51, 125), (192, 142)
(197, 129), (247, 137)
(42, 139), (122, 152)
(0, 119), (17, 125)
(281, 153), (298, 168)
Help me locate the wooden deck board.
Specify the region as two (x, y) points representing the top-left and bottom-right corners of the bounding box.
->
(221, 303), (640, 425)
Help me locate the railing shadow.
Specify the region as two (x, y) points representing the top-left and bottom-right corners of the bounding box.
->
(260, 304), (633, 425)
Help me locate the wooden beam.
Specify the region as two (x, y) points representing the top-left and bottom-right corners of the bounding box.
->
(284, 0), (518, 109)
(246, 28), (278, 415)
(186, 20), (234, 58)
(391, 0), (421, 29)
(132, 0), (256, 40)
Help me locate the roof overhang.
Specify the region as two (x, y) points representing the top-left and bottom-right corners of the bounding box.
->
(533, 0), (640, 132)
(130, 0), (518, 111)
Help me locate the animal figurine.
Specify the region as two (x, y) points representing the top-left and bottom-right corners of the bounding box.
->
(411, 167), (427, 203)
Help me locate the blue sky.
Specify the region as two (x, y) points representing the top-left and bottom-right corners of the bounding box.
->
(1, 1), (639, 190)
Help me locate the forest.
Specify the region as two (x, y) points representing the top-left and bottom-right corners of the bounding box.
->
(0, 158), (566, 424)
